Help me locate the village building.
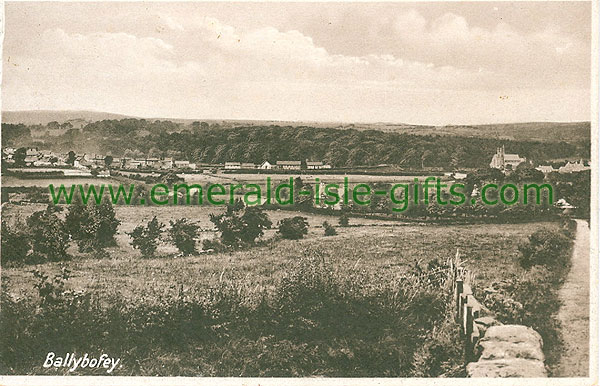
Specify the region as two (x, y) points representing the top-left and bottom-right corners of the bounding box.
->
(160, 158), (174, 169)
(224, 162), (241, 170)
(276, 160), (302, 170)
(175, 160), (191, 169)
(110, 157), (123, 168)
(535, 165), (557, 174)
(558, 159), (590, 173)
(489, 146), (526, 171)
(259, 161), (273, 170)
(241, 162), (256, 169)
(145, 158), (161, 169)
(306, 161), (332, 170)
(26, 148), (39, 157)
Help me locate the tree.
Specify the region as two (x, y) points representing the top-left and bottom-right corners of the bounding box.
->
(47, 121), (60, 130)
(104, 155), (114, 168)
(209, 200), (272, 247)
(26, 206), (70, 262)
(66, 200), (120, 252)
(168, 218), (199, 255)
(278, 216), (309, 240)
(293, 176), (313, 209)
(66, 151), (76, 166)
(13, 147), (27, 167)
(128, 216), (164, 258)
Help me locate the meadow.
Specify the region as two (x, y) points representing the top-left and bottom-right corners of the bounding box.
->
(2, 202), (560, 308)
(1, 201), (568, 376)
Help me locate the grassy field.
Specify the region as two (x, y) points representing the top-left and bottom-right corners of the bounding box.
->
(2, 203), (559, 303)
(1, 201), (568, 376)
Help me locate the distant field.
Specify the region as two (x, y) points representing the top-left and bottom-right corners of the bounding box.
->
(1, 176), (122, 187)
(2, 202), (559, 305)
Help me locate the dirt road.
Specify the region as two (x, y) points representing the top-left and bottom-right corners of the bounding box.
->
(554, 219), (590, 377)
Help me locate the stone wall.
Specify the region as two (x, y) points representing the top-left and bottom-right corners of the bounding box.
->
(452, 260), (547, 377)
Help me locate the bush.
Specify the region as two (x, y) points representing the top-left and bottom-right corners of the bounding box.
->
(26, 206), (70, 262)
(128, 216), (164, 258)
(323, 221), (337, 236)
(338, 213), (349, 227)
(209, 200), (272, 247)
(1, 220), (30, 266)
(168, 219), (199, 255)
(518, 228), (571, 268)
(278, 216), (309, 240)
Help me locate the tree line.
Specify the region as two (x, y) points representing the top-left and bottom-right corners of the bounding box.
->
(2, 119), (589, 169)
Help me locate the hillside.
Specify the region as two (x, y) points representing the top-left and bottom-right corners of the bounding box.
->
(2, 119), (589, 169)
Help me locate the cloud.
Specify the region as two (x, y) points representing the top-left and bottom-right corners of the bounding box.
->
(1, 8), (590, 124)
(392, 10), (588, 89)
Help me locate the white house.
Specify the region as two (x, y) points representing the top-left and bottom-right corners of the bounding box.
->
(259, 161), (273, 170)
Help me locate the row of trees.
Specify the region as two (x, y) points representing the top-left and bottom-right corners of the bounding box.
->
(2, 198), (349, 265)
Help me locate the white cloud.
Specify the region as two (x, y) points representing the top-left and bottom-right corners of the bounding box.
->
(2, 8), (590, 124)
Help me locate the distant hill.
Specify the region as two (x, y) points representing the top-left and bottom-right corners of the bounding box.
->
(1, 110), (590, 143)
(2, 110), (132, 127)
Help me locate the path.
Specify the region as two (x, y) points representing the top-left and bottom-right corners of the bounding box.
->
(554, 219), (590, 377)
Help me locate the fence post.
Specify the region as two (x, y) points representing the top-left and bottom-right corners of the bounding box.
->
(455, 279), (463, 322)
(465, 302), (474, 362)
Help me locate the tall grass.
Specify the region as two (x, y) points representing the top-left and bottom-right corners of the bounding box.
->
(1, 248), (463, 376)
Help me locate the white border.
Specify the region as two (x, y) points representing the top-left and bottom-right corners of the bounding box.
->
(0, 1), (598, 385)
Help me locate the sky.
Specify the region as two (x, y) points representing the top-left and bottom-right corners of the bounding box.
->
(1, 2), (592, 125)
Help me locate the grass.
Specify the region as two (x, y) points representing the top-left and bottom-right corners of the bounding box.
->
(1, 202), (569, 376)
(2, 203), (558, 301)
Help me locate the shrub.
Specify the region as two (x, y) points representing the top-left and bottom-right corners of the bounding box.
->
(323, 221), (337, 236)
(338, 213), (349, 227)
(168, 219), (199, 255)
(128, 216), (164, 258)
(518, 228), (571, 268)
(209, 200), (272, 247)
(277, 216), (309, 240)
(26, 206), (70, 262)
(1, 220), (30, 266)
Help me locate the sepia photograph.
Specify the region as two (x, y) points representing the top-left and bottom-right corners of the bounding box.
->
(0, 1), (597, 384)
